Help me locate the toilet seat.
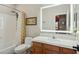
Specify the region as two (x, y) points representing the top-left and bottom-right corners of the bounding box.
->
(15, 44), (26, 54)
(15, 44), (31, 54)
(15, 37), (32, 54)
(15, 44), (26, 51)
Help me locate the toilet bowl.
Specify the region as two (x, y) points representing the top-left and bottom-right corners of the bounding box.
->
(15, 37), (32, 54)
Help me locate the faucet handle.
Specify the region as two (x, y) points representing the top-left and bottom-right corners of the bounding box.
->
(73, 45), (79, 51)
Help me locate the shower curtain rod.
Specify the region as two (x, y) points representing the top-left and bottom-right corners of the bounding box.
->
(0, 4), (22, 13)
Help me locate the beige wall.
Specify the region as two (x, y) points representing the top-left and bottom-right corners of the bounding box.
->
(16, 4), (41, 37)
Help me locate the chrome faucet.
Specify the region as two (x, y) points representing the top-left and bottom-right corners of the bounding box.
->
(52, 36), (55, 39)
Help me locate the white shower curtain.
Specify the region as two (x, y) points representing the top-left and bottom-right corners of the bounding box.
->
(17, 11), (26, 44)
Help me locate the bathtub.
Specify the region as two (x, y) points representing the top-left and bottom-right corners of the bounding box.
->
(0, 35), (20, 54)
(0, 39), (17, 54)
(0, 44), (17, 54)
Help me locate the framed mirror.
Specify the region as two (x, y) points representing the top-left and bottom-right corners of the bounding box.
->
(40, 4), (74, 33)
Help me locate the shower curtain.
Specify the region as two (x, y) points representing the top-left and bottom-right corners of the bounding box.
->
(17, 11), (26, 44)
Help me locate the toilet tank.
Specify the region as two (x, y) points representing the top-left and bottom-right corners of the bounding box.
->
(25, 37), (32, 46)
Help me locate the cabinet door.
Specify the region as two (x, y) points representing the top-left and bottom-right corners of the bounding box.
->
(32, 42), (43, 54)
(34, 47), (42, 54)
(62, 48), (76, 54)
(43, 44), (59, 51)
(43, 49), (60, 54)
(32, 47), (35, 54)
(32, 47), (42, 54)
(43, 44), (60, 54)
(33, 42), (42, 47)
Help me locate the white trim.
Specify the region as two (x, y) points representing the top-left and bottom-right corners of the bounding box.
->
(66, 10), (69, 31)
(40, 7), (42, 31)
(41, 30), (72, 33)
(41, 4), (62, 9)
(70, 4), (74, 33)
(76, 5), (79, 34)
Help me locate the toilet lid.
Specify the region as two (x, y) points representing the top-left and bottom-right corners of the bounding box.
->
(15, 44), (26, 50)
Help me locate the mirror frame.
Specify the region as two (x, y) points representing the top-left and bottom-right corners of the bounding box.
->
(74, 4), (79, 34)
(40, 4), (74, 33)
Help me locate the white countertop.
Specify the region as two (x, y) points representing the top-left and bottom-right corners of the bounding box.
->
(32, 36), (79, 49)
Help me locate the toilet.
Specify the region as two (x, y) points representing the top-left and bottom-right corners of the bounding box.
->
(15, 37), (32, 54)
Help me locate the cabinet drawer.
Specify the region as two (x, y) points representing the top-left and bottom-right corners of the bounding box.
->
(33, 42), (42, 47)
(62, 48), (76, 54)
(43, 44), (60, 52)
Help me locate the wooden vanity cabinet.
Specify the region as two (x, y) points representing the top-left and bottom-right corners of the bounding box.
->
(43, 44), (60, 54)
(32, 42), (77, 54)
(61, 48), (76, 54)
(32, 42), (43, 54)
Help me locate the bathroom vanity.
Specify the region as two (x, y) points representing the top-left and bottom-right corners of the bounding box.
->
(32, 36), (78, 54)
(31, 4), (79, 54)
(32, 42), (76, 54)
